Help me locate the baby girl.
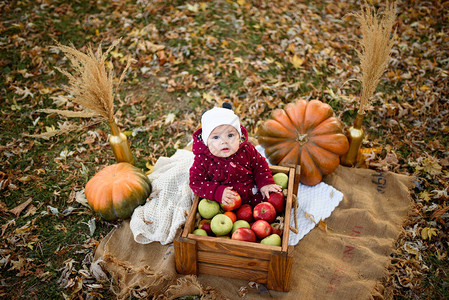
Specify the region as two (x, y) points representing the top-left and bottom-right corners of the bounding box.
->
(189, 104), (282, 207)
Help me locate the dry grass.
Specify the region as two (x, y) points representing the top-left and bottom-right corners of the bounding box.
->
(354, 1), (397, 114)
(53, 40), (132, 122)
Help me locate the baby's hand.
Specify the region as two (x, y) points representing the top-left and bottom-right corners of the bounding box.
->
(222, 187), (238, 206)
(260, 184), (283, 199)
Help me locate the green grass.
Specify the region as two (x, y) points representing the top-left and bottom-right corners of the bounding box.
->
(421, 254), (449, 298)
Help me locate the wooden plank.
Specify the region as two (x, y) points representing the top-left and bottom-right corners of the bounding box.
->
(198, 262), (268, 284)
(293, 165), (301, 195)
(269, 165), (290, 174)
(281, 167), (295, 252)
(182, 196), (199, 237)
(284, 246), (294, 291)
(197, 250), (269, 272)
(173, 237), (198, 275)
(266, 247), (294, 292)
(190, 234), (280, 259)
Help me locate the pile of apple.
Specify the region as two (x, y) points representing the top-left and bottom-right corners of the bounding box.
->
(192, 172), (289, 246)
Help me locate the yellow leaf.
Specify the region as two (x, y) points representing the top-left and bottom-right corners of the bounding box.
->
(200, 2), (207, 10)
(105, 60), (113, 70)
(146, 161), (154, 175)
(15, 221), (33, 234)
(165, 113), (176, 125)
(237, 0), (246, 5)
(109, 50), (123, 58)
(286, 43), (296, 54)
(291, 55), (304, 69)
(428, 227), (438, 238)
(422, 157), (442, 175)
(23, 241), (35, 250)
(403, 243), (419, 255)
(419, 191), (431, 202)
(421, 227), (429, 240)
(421, 227), (438, 240)
(318, 220), (327, 232)
(202, 92), (213, 103)
(18, 176), (32, 183)
(187, 3), (199, 12)
(358, 147), (381, 167)
(39, 87), (53, 94)
(435, 250), (447, 260)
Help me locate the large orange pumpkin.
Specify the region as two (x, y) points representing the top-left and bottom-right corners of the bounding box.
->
(85, 163), (151, 221)
(257, 99), (349, 186)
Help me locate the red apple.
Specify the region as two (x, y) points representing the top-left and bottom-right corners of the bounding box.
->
(231, 227), (256, 242)
(253, 202), (276, 223)
(270, 223), (283, 237)
(267, 192), (285, 213)
(198, 219), (213, 235)
(251, 220), (272, 239)
(236, 204), (253, 222)
(221, 190), (242, 211)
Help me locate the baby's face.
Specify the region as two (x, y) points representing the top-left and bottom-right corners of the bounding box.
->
(207, 125), (240, 158)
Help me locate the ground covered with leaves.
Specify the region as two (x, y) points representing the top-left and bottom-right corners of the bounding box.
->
(1, 0), (448, 299)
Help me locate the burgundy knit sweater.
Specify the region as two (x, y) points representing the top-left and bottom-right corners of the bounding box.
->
(189, 126), (275, 206)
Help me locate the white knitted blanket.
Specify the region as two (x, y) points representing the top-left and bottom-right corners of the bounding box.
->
(130, 149), (195, 245)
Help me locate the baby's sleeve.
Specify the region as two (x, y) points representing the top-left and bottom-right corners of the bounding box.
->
(189, 155), (225, 203)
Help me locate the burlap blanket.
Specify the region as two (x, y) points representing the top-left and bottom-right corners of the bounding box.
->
(94, 166), (413, 299)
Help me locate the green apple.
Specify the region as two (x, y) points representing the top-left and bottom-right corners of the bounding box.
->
(198, 199), (220, 219)
(192, 228), (208, 236)
(260, 233), (282, 246)
(210, 214), (233, 236)
(273, 173), (289, 189)
(231, 219), (251, 234)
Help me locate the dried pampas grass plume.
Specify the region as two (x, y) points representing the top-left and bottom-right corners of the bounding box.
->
(53, 40), (132, 122)
(354, 1), (397, 114)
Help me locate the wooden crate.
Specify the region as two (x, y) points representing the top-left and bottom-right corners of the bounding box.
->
(174, 165), (299, 292)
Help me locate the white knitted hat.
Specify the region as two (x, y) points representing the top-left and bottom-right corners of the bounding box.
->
(201, 107), (242, 145)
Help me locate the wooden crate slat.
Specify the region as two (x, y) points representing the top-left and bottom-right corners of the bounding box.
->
(268, 165), (290, 174)
(267, 247), (294, 292)
(182, 196), (199, 237)
(197, 250), (269, 271)
(173, 237), (197, 275)
(192, 235), (276, 260)
(198, 262), (267, 284)
(281, 167), (296, 251)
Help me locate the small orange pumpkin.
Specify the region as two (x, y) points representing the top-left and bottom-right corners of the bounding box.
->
(258, 99), (349, 186)
(85, 163), (151, 221)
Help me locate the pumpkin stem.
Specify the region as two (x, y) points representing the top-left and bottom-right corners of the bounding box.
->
(296, 133), (309, 145)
